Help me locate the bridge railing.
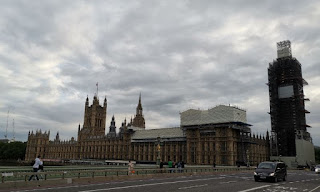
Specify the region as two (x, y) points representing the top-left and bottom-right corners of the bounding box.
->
(1, 167), (255, 183)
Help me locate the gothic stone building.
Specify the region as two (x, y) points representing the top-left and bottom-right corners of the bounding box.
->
(25, 94), (270, 166)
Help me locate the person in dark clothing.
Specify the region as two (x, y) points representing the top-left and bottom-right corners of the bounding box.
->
(160, 161), (163, 168)
(181, 161), (185, 172)
(160, 161), (164, 173)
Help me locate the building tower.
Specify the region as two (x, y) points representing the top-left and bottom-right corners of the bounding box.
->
(78, 95), (107, 140)
(268, 40), (314, 165)
(132, 93), (145, 128)
(25, 130), (50, 161)
(108, 115), (117, 137)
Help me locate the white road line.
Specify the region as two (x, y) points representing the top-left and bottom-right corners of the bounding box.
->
(178, 184), (208, 190)
(238, 185), (271, 192)
(220, 181), (237, 184)
(79, 177), (225, 192)
(309, 185), (320, 192)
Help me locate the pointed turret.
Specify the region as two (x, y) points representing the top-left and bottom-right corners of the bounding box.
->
(132, 93), (145, 128)
(93, 94), (99, 105)
(108, 115), (116, 137)
(104, 96), (107, 107)
(55, 131), (60, 141)
(136, 93), (143, 116)
(86, 95), (89, 106)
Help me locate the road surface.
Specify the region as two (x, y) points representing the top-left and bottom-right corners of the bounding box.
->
(13, 170), (320, 192)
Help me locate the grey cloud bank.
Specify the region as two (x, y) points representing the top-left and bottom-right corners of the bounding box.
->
(0, 0), (319, 145)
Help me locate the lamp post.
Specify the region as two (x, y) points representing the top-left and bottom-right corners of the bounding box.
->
(246, 149), (250, 167)
(156, 137), (161, 166)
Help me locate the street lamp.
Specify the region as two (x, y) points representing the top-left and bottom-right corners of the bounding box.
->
(246, 149), (250, 167)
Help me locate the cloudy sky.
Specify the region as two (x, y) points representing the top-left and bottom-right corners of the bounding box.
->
(0, 0), (319, 145)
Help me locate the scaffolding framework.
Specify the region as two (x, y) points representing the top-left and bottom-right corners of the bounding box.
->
(268, 42), (310, 157)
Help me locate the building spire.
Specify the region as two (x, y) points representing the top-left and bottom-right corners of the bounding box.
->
(132, 93), (145, 128)
(104, 96), (107, 107)
(86, 95), (89, 106)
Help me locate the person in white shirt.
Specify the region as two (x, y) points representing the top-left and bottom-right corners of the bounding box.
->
(28, 155), (43, 181)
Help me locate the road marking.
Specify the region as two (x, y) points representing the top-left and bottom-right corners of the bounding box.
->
(309, 185), (320, 192)
(79, 177), (225, 192)
(178, 184), (208, 189)
(220, 181), (237, 184)
(238, 185), (270, 192)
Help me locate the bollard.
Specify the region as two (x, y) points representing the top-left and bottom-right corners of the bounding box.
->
(92, 172), (94, 178)
(45, 174), (47, 180)
(2, 176), (4, 183)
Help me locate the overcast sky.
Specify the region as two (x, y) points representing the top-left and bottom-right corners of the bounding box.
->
(0, 0), (319, 146)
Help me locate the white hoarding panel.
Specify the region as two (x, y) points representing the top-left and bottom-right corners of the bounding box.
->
(278, 85), (294, 98)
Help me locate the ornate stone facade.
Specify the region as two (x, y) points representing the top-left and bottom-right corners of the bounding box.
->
(25, 94), (270, 166)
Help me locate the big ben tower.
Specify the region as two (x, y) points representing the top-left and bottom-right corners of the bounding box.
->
(268, 40), (314, 166)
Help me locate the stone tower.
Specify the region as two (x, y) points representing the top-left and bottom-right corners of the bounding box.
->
(25, 130), (50, 161)
(132, 94), (145, 128)
(78, 95), (107, 140)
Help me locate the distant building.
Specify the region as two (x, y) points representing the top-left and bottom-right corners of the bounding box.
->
(25, 94), (269, 166)
(268, 40), (315, 167)
(0, 139), (9, 143)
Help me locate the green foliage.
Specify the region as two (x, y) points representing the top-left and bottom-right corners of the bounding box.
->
(315, 146), (320, 164)
(0, 141), (27, 160)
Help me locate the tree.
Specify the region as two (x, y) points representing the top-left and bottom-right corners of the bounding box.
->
(315, 146), (320, 164)
(0, 141), (27, 160)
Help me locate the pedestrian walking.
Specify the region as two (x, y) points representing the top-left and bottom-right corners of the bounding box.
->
(38, 163), (44, 180)
(168, 160), (172, 173)
(172, 161), (176, 173)
(160, 161), (164, 173)
(28, 155), (43, 181)
(181, 161), (185, 173)
(177, 161), (182, 173)
(128, 160), (134, 175)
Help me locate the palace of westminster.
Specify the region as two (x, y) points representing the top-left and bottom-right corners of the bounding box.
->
(25, 93), (270, 166)
(24, 40), (316, 167)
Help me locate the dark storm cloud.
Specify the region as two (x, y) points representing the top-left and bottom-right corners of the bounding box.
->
(0, 0), (320, 145)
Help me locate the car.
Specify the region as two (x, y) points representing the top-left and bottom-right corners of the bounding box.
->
(254, 161), (287, 182)
(315, 165), (320, 174)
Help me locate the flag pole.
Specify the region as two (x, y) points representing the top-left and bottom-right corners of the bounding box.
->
(96, 82), (99, 97)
